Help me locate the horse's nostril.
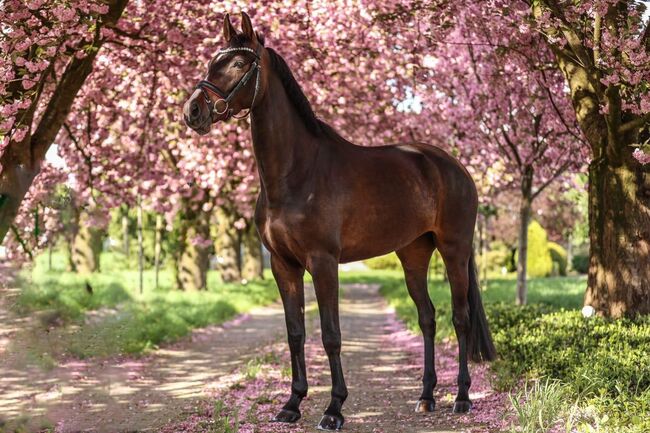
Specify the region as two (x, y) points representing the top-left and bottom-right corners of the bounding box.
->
(190, 101), (200, 119)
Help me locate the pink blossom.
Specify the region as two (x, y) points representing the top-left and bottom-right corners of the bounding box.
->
(633, 148), (650, 165)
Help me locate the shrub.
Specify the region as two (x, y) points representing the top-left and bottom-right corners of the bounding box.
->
(547, 242), (568, 276)
(572, 253), (589, 274)
(518, 220), (553, 277)
(494, 310), (650, 433)
(364, 252), (402, 270)
(478, 241), (512, 274)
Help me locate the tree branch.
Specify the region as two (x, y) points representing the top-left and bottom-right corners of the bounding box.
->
(620, 113), (650, 133)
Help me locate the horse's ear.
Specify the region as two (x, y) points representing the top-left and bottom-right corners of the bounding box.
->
(223, 13), (235, 42)
(241, 11), (257, 42)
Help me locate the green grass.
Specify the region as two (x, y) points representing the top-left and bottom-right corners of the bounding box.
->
(15, 250), (279, 358)
(340, 269), (586, 340)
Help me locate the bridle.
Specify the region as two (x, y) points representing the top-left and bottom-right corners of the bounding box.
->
(195, 44), (262, 121)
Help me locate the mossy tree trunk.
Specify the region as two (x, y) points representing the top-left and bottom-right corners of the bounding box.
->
(71, 209), (104, 274)
(175, 202), (211, 292)
(121, 208), (130, 258)
(154, 213), (163, 290)
(214, 208), (242, 283)
(242, 223), (264, 281)
(584, 151), (650, 316)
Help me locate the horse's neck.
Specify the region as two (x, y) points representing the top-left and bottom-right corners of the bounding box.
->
(250, 73), (319, 205)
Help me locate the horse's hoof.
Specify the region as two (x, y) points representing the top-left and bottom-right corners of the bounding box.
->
(272, 408), (301, 423)
(415, 398), (435, 413)
(452, 400), (472, 414)
(317, 413), (344, 430)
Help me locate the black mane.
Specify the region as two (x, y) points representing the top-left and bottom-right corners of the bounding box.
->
(231, 33), (347, 141)
(266, 47), (325, 135)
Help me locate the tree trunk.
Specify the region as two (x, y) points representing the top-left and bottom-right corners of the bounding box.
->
(48, 242), (53, 271)
(176, 214), (210, 291)
(71, 210), (104, 274)
(122, 211), (130, 258)
(566, 233), (573, 273)
(584, 153), (650, 317)
(154, 213), (163, 290)
(137, 197), (144, 294)
(214, 208), (242, 283)
(241, 224), (264, 281)
(516, 167), (534, 305)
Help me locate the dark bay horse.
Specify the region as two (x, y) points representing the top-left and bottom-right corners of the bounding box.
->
(183, 12), (496, 431)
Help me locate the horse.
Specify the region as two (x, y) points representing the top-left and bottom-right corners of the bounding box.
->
(183, 12), (496, 431)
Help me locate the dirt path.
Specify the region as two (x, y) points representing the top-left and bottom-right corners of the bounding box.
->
(163, 284), (508, 433)
(0, 285), (291, 432)
(1, 280), (507, 433)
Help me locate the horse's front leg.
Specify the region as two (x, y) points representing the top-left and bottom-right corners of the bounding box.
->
(271, 254), (308, 423)
(308, 253), (347, 431)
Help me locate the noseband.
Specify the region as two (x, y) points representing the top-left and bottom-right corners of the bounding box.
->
(195, 45), (262, 120)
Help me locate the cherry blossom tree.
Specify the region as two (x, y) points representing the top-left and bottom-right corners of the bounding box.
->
(526, 0), (650, 316)
(0, 0), (129, 244)
(377, 0), (649, 316)
(411, 12), (587, 304)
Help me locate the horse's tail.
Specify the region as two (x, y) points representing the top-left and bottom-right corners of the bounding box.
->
(467, 253), (497, 362)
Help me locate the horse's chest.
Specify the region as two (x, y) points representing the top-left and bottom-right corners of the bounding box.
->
(259, 210), (314, 257)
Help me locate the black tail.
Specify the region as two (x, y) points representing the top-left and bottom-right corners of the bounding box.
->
(467, 253), (497, 362)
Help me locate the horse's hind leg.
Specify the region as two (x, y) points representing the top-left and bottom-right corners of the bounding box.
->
(396, 233), (437, 412)
(437, 238), (473, 413)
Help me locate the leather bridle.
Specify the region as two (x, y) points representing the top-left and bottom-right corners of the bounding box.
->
(195, 45), (262, 120)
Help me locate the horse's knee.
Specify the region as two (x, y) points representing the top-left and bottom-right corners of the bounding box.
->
(322, 333), (342, 356)
(287, 331), (305, 352)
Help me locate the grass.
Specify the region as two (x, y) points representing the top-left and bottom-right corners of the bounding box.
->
(14, 250), (279, 358)
(339, 269), (586, 340)
(508, 378), (578, 433)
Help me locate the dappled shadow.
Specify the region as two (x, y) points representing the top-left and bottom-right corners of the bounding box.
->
(0, 294), (289, 432)
(266, 284), (495, 433)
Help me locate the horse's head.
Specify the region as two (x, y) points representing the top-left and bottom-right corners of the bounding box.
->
(183, 12), (267, 135)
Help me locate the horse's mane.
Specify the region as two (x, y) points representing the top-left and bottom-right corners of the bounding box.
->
(231, 33), (348, 142)
(266, 47), (349, 142)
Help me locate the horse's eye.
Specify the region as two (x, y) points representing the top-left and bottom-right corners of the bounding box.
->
(234, 61), (245, 68)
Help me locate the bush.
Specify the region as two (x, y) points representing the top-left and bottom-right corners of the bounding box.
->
(518, 220), (553, 277)
(478, 241), (512, 274)
(494, 309), (650, 433)
(547, 242), (568, 276)
(572, 253), (589, 274)
(364, 252), (402, 270)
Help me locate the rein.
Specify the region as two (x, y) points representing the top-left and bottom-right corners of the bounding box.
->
(195, 45), (262, 120)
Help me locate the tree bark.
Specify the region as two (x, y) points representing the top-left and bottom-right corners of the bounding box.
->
(122, 210), (130, 258)
(214, 208), (242, 283)
(0, 0), (129, 245)
(584, 152), (650, 317)
(174, 200), (211, 291)
(137, 197), (144, 294)
(71, 210), (104, 274)
(529, 1), (650, 316)
(516, 166), (534, 305)
(154, 213), (163, 290)
(241, 223), (264, 281)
